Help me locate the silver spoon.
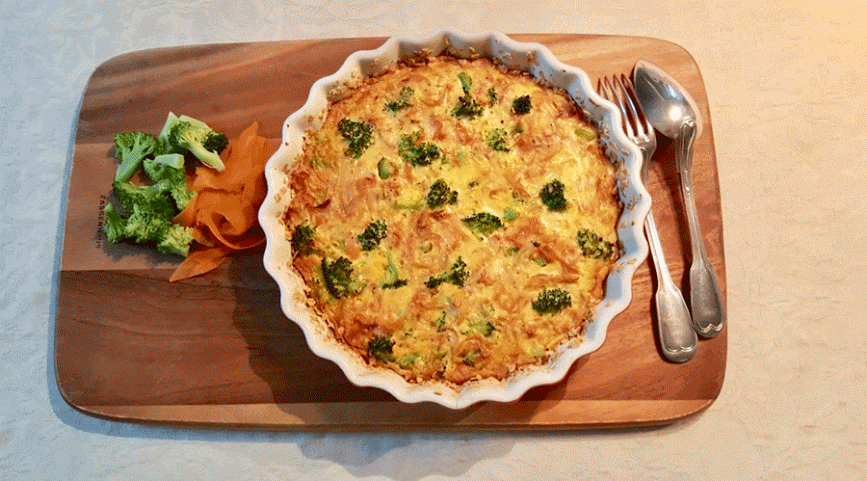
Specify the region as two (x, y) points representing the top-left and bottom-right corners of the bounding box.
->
(632, 59), (725, 338)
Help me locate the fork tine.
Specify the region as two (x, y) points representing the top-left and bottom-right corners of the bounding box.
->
(599, 76), (634, 138)
(614, 74), (643, 138)
(616, 74), (650, 138)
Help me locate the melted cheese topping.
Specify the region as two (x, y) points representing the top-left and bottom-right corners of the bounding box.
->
(282, 55), (620, 385)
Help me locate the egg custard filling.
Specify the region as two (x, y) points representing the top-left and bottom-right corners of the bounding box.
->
(280, 55), (621, 385)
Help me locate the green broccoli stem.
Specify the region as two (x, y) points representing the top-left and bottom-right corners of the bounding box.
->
(186, 141), (225, 172)
(115, 157), (144, 183)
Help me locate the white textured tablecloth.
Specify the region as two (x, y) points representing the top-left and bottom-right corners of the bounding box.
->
(2, 0), (865, 479)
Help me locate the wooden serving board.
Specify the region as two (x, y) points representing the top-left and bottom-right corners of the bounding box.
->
(56, 35), (726, 429)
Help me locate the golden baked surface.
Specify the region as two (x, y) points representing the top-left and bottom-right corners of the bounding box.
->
(281, 55), (620, 385)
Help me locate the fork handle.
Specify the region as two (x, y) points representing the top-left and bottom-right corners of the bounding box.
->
(644, 210), (698, 362)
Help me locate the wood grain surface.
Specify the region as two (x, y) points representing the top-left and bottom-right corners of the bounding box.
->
(56, 34), (727, 429)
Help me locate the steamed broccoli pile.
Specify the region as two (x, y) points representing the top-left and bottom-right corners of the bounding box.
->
(101, 112), (229, 256)
(105, 170), (194, 256)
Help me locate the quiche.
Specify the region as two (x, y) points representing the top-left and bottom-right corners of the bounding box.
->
(280, 54), (621, 385)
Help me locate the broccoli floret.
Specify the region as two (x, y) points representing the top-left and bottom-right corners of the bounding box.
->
(487, 86), (498, 105)
(383, 278), (408, 289)
(337, 118), (374, 159)
(144, 153), (196, 210)
(169, 184), (196, 212)
(425, 257), (469, 289)
(462, 212), (504, 238)
(102, 203), (128, 243)
(384, 86), (414, 113)
(144, 152), (184, 183)
(358, 219), (387, 251)
(434, 312), (447, 332)
(452, 72), (484, 119)
(461, 349), (482, 366)
(113, 132), (160, 183)
(290, 222), (316, 256)
(425, 179), (458, 209)
(321, 257), (365, 298)
(452, 94), (482, 119)
(367, 335), (395, 362)
(159, 112), (229, 171)
(532, 288), (572, 315)
(396, 353), (419, 368)
(539, 179), (568, 212)
(105, 181), (193, 256)
(382, 253), (408, 289)
(398, 131), (441, 167)
(467, 320), (495, 337)
(485, 128), (510, 152)
(112, 181), (175, 219)
(511, 94), (532, 115)
(156, 223), (194, 256)
(124, 203), (173, 243)
(458, 72), (473, 92)
(576, 228), (615, 259)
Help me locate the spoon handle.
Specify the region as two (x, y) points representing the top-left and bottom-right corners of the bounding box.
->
(675, 120), (726, 338)
(645, 211), (698, 362)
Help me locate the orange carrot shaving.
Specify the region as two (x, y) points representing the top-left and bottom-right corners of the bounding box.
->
(168, 244), (236, 282)
(169, 121), (275, 282)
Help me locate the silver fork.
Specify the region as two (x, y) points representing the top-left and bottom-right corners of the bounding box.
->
(599, 74), (698, 363)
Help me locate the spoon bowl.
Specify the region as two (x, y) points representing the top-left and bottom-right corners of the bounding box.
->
(632, 59), (703, 139)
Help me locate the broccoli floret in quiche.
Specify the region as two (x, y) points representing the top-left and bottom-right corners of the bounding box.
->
(398, 131), (442, 167)
(532, 288), (572, 315)
(425, 257), (469, 289)
(290, 222), (316, 256)
(367, 335), (395, 362)
(451, 72), (484, 119)
(384, 86), (415, 113)
(358, 219), (387, 251)
(539, 179), (568, 212)
(576, 228), (615, 260)
(425, 179), (458, 209)
(485, 128), (510, 152)
(322, 256), (365, 298)
(337, 118), (374, 159)
(461, 212), (504, 238)
(511, 94), (532, 115)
